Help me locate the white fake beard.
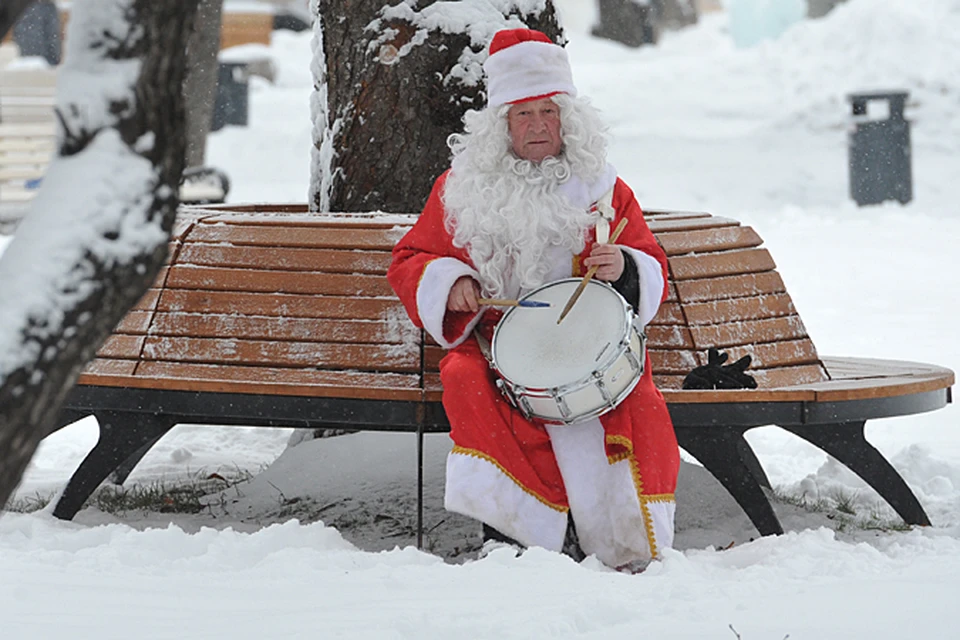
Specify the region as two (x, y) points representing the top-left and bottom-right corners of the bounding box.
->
(443, 156), (598, 300)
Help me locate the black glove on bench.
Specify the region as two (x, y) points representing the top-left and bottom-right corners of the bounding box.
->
(682, 347), (758, 390)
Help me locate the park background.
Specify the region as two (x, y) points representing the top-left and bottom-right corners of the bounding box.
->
(2, 0), (958, 638)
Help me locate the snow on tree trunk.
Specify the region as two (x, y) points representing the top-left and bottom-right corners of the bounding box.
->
(309, 0), (563, 214)
(0, 0), (199, 508)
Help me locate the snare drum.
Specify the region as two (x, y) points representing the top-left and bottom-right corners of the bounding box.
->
(490, 278), (646, 426)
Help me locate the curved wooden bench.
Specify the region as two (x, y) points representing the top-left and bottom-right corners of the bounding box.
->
(54, 204), (954, 543)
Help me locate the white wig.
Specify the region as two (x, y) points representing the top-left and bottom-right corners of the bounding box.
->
(441, 94), (610, 299)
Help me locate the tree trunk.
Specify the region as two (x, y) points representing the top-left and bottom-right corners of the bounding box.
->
(0, 0), (36, 41)
(0, 0), (198, 509)
(592, 0), (657, 47)
(310, 0), (563, 214)
(183, 0), (224, 168)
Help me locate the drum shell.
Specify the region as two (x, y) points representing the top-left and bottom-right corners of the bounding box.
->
(490, 279), (646, 426)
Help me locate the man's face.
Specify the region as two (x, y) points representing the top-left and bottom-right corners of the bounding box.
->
(507, 97), (562, 163)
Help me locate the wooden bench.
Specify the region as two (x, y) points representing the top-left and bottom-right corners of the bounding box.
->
(52, 204), (954, 545)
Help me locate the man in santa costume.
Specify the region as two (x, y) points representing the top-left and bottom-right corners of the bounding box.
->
(388, 28), (679, 570)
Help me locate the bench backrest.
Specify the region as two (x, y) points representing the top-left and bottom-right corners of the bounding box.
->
(78, 205), (827, 400)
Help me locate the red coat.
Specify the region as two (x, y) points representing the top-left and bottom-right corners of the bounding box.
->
(389, 170), (680, 563)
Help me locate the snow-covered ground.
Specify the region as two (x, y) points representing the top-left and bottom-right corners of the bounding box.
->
(3, 1), (959, 637)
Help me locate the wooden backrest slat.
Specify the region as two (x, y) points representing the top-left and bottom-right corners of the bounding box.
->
(114, 310), (153, 334)
(164, 266), (395, 297)
(647, 216), (740, 234)
(175, 244), (393, 274)
(669, 248), (776, 281)
(647, 325), (696, 349)
(98, 335), (146, 359)
(714, 339), (820, 370)
(681, 293), (796, 326)
(141, 336), (419, 372)
(156, 290), (403, 320)
(149, 312), (417, 345)
(649, 349), (702, 375)
(188, 223), (406, 250)
(688, 315), (809, 350)
(648, 302), (686, 325)
(673, 272), (786, 303)
(657, 226), (763, 256)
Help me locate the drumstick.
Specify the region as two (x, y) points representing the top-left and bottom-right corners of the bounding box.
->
(556, 217), (629, 325)
(478, 298), (551, 308)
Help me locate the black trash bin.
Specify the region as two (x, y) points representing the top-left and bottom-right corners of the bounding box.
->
(847, 91), (913, 206)
(212, 62), (249, 132)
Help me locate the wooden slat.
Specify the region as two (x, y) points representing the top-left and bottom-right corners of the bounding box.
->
(648, 349), (701, 374)
(156, 290), (404, 320)
(82, 365), (423, 402)
(82, 358), (138, 377)
(688, 315), (809, 350)
(674, 272), (786, 303)
(132, 289), (161, 311)
(821, 356), (951, 380)
(195, 211), (418, 230)
(682, 293), (796, 325)
(114, 310), (153, 334)
(175, 244), (393, 274)
(751, 364), (830, 389)
(646, 325), (696, 349)
(188, 223), (405, 250)
(138, 361), (420, 397)
(97, 335), (145, 359)
(424, 345), (444, 372)
(653, 374), (686, 390)
(649, 302), (685, 325)
(669, 248), (776, 281)
(712, 339), (820, 370)
(164, 266), (395, 297)
(648, 216), (740, 234)
(149, 313), (415, 345)
(657, 226), (763, 256)
(141, 336), (419, 372)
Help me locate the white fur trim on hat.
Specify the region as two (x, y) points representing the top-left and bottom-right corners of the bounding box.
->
(483, 40), (577, 107)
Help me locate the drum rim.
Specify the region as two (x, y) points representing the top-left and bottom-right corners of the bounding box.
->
(490, 277), (634, 390)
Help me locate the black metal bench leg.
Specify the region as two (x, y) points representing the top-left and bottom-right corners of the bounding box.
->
(674, 426), (784, 536)
(417, 421), (424, 550)
(52, 411), (175, 520)
(108, 433), (167, 485)
(782, 421), (931, 526)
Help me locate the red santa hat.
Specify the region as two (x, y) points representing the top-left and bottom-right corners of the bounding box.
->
(483, 28), (577, 108)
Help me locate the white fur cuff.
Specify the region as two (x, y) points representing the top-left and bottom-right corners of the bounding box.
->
(416, 257), (483, 349)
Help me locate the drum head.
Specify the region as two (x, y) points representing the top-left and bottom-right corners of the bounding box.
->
(492, 279), (629, 389)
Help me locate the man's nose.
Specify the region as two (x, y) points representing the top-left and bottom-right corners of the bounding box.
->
(529, 114), (548, 132)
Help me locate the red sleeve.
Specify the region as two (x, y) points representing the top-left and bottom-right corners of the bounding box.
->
(611, 178), (669, 303)
(387, 172), (480, 343)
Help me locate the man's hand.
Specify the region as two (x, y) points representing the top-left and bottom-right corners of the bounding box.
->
(447, 276), (481, 313)
(583, 243), (625, 282)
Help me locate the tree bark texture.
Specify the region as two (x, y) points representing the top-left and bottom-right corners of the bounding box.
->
(311, 0), (563, 214)
(0, 0), (199, 509)
(183, 0), (224, 168)
(0, 0), (36, 41)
